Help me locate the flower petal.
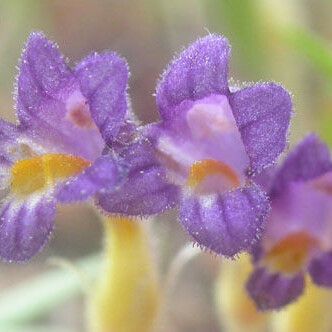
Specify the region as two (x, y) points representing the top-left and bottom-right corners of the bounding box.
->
(75, 52), (129, 143)
(97, 138), (179, 216)
(246, 267), (304, 310)
(57, 155), (124, 203)
(309, 251), (332, 287)
(230, 83), (292, 174)
(252, 165), (277, 193)
(0, 196), (56, 262)
(156, 34), (230, 120)
(16, 32), (105, 161)
(16, 32), (74, 124)
(179, 184), (269, 257)
(0, 119), (20, 165)
(271, 134), (332, 196)
(262, 182), (331, 249)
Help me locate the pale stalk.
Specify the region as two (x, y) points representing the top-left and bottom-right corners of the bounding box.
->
(271, 278), (332, 332)
(88, 216), (160, 332)
(155, 243), (201, 332)
(214, 254), (269, 332)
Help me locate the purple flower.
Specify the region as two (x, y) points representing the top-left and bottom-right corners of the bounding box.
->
(247, 134), (332, 310)
(0, 32), (175, 262)
(146, 34), (292, 257)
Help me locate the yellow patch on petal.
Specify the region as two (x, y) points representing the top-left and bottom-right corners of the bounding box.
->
(264, 232), (318, 275)
(188, 159), (240, 189)
(11, 154), (91, 196)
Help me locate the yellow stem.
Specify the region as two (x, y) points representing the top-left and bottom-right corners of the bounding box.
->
(88, 217), (160, 332)
(215, 254), (269, 332)
(271, 278), (332, 332)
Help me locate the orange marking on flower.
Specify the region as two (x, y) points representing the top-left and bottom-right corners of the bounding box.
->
(313, 180), (332, 195)
(68, 104), (96, 129)
(264, 232), (318, 275)
(11, 154), (91, 196)
(187, 159), (240, 189)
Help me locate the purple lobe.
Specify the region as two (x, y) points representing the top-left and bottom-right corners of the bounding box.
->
(75, 52), (129, 143)
(0, 119), (20, 165)
(179, 184), (269, 257)
(0, 196), (56, 262)
(156, 34), (231, 120)
(309, 251), (332, 287)
(263, 176), (332, 246)
(271, 134), (332, 196)
(246, 267), (304, 310)
(16, 32), (74, 125)
(230, 83), (292, 174)
(252, 165), (277, 193)
(16, 32), (105, 161)
(57, 154), (125, 203)
(97, 137), (179, 216)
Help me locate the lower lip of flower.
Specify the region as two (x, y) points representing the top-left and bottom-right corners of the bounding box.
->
(263, 232), (318, 275)
(11, 153), (91, 197)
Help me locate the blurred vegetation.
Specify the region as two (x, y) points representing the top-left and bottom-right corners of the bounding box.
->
(208, 0), (268, 77)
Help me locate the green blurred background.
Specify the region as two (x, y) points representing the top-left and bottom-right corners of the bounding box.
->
(0, 0), (332, 331)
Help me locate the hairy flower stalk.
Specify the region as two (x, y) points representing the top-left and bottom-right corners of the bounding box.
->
(88, 217), (160, 332)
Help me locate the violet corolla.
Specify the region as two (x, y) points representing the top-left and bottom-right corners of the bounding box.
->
(137, 34), (292, 257)
(247, 134), (332, 310)
(0, 32), (175, 262)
